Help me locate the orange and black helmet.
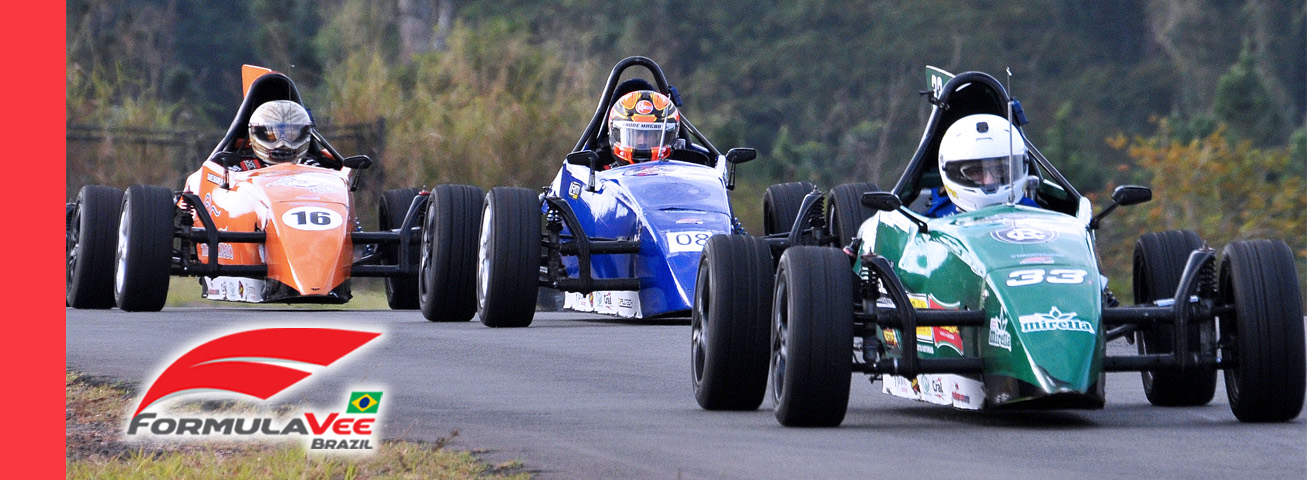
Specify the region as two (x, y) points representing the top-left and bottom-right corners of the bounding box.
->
(608, 90), (680, 164)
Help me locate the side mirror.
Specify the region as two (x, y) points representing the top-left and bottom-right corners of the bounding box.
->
(565, 150), (599, 167)
(1089, 185), (1152, 230)
(211, 151), (243, 169)
(342, 155), (372, 170)
(725, 148), (756, 165)
(209, 151), (242, 189)
(860, 191), (902, 212)
(566, 150), (601, 192)
(1111, 185), (1151, 206)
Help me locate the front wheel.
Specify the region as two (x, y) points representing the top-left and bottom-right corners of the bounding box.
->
(826, 182), (878, 248)
(475, 187), (541, 328)
(691, 235), (773, 410)
(380, 187), (424, 310)
(771, 246), (854, 427)
(114, 185), (176, 312)
(763, 181), (817, 237)
(67, 185), (124, 309)
(419, 184), (484, 322)
(1218, 239), (1305, 422)
(1132, 230), (1216, 406)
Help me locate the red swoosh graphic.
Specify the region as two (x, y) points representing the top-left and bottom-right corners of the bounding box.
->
(133, 328), (380, 417)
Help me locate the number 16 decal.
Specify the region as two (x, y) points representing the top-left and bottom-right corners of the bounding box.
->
(281, 206), (343, 231)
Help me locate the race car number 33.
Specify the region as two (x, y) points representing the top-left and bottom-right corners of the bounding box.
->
(667, 231), (712, 253)
(282, 206), (343, 231)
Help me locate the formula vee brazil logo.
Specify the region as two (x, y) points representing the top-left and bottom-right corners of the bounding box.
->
(124, 327), (386, 452)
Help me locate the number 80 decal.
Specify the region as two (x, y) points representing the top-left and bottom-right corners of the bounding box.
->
(1005, 268), (1088, 287)
(666, 231), (712, 253)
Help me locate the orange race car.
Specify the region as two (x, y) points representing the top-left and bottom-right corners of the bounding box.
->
(66, 66), (483, 320)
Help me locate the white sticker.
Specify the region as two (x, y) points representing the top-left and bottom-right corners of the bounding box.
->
(281, 206), (343, 231)
(1005, 268), (1088, 287)
(666, 231), (713, 253)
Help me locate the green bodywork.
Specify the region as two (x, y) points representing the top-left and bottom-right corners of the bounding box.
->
(856, 203), (1107, 408)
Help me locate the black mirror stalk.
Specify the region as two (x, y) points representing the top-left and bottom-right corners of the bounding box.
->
(861, 191), (928, 233)
(1089, 185), (1152, 230)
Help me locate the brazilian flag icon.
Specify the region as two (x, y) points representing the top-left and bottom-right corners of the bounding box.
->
(348, 391), (383, 414)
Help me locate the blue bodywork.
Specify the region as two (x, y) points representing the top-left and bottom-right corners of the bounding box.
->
(548, 159), (738, 317)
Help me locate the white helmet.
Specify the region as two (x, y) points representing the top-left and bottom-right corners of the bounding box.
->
(938, 113), (1028, 212)
(248, 100), (313, 164)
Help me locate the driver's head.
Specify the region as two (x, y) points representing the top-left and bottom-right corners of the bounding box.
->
(938, 114), (1029, 212)
(248, 100), (313, 165)
(608, 90), (679, 165)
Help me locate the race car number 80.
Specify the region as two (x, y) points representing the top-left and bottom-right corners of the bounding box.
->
(666, 231), (712, 253)
(281, 206), (343, 231)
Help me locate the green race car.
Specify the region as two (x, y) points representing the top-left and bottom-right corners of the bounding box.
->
(690, 67), (1304, 426)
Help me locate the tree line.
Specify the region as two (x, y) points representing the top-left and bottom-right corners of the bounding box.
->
(66, 0), (1306, 300)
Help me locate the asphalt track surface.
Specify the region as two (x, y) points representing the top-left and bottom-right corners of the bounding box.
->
(67, 308), (1307, 479)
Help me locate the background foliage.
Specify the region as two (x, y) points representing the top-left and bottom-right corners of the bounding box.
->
(66, 0), (1306, 301)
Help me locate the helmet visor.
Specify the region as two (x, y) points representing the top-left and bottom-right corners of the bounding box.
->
(612, 120), (676, 151)
(250, 123), (312, 146)
(943, 156), (1021, 189)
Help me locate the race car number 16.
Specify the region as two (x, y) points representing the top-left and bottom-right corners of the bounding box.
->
(667, 231), (712, 253)
(281, 206), (343, 231)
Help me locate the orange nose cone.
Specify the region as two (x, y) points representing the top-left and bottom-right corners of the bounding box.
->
(265, 203), (352, 296)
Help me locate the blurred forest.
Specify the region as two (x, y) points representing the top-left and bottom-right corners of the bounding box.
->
(66, 0), (1306, 300)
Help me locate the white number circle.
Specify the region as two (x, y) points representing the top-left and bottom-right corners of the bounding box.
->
(281, 206), (343, 231)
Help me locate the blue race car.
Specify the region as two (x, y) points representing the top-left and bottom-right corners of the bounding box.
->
(469, 56), (757, 327)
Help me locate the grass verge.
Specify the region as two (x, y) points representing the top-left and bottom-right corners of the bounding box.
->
(66, 371), (530, 479)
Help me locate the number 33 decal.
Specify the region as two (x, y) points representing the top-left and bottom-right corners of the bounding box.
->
(1006, 268), (1087, 286)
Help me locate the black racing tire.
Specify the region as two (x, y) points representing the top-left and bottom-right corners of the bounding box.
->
(826, 182), (878, 248)
(763, 181), (817, 237)
(1218, 239), (1305, 422)
(114, 185), (176, 312)
(692, 234), (774, 410)
(67, 185), (124, 309)
(475, 187), (542, 328)
(380, 187), (424, 310)
(1132, 230), (1217, 406)
(419, 184), (484, 322)
(771, 246), (854, 427)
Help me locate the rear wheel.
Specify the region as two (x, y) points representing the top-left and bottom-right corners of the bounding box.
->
(114, 185), (176, 312)
(763, 181), (816, 237)
(475, 187), (541, 328)
(380, 188), (423, 310)
(67, 185), (124, 309)
(1132, 230), (1217, 406)
(826, 182), (878, 248)
(692, 235), (773, 410)
(419, 185), (485, 322)
(1218, 239), (1305, 422)
(771, 246), (854, 427)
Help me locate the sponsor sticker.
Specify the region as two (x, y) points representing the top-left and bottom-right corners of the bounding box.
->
(268, 176), (343, 194)
(635, 99), (654, 114)
(991, 225), (1057, 244)
(1018, 307), (1095, 334)
(988, 315), (1012, 351)
(568, 182), (582, 199)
